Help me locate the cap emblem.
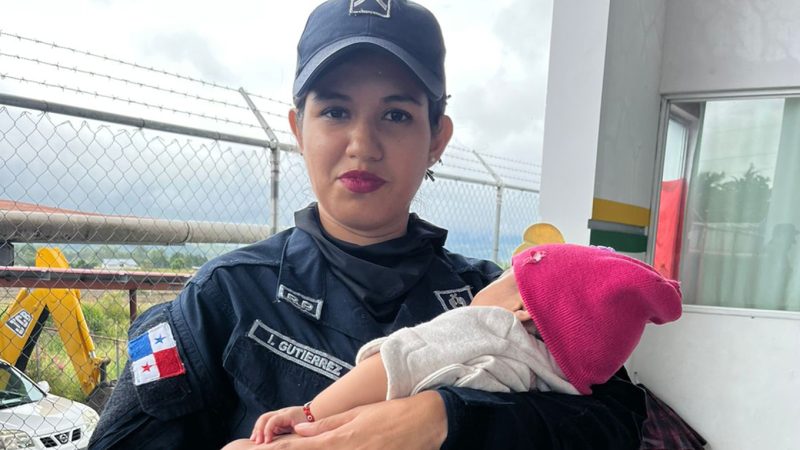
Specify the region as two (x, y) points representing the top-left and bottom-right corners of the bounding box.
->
(350, 0), (392, 18)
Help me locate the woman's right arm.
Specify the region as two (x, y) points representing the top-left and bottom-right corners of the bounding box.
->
(89, 280), (234, 449)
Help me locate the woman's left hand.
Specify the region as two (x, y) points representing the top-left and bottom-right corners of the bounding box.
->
(253, 391), (447, 450)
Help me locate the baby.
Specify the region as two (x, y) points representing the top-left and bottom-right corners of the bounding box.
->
(228, 244), (682, 447)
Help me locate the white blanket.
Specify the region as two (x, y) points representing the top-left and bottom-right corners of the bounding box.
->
(356, 306), (580, 399)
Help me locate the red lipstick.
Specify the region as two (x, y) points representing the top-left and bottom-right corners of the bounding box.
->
(338, 170), (386, 194)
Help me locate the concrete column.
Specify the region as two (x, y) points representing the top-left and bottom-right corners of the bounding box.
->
(539, 0), (611, 244)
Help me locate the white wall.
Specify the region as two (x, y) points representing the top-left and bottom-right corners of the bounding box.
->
(630, 2), (800, 448)
(661, 0), (800, 94)
(538, 0), (610, 244)
(540, 0), (667, 243)
(594, 0), (666, 209)
(543, 0), (800, 448)
(628, 307), (800, 450)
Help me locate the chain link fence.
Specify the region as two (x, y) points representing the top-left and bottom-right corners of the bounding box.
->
(0, 30), (540, 443)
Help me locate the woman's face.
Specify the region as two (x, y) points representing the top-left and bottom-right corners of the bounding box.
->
(289, 51), (452, 245)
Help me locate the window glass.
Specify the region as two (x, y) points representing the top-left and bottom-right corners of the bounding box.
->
(653, 117), (689, 279)
(663, 118), (687, 181)
(0, 363), (44, 409)
(662, 97), (800, 311)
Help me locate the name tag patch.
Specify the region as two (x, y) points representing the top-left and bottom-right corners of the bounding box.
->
(277, 284), (323, 320)
(434, 286), (473, 311)
(248, 320), (353, 381)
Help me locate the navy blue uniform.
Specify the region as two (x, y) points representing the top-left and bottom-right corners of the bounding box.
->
(91, 225), (646, 449)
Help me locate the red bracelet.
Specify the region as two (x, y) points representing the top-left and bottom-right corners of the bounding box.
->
(302, 401), (316, 422)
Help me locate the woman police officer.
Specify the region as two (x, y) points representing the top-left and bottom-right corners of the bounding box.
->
(90, 1), (646, 448)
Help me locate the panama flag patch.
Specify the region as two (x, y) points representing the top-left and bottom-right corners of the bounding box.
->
(128, 322), (185, 386)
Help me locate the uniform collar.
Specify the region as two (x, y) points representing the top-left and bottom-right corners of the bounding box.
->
(276, 205), (474, 342)
(294, 204), (447, 321)
(275, 228), (328, 321)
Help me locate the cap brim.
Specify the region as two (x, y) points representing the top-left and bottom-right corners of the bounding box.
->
(293, 36), (444, 101)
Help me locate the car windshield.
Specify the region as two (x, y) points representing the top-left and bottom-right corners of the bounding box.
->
(0, 363), (45, 409)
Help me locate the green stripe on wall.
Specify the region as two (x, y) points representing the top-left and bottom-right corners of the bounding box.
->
(590, 230), (648, 253)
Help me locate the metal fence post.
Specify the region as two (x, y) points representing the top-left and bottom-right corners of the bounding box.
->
(0, 241), (13, 266)
(239, 88), (281, 235)
(115, 337), (120, 379)
(129, 289), (138, 323)
(472, 150), (505, 262)
(494, 186), (504, 261)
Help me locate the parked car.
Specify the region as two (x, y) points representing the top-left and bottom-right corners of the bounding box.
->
(0, 360), (98, 449)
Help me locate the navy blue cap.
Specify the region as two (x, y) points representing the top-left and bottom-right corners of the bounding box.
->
(293, 0), (446, 101)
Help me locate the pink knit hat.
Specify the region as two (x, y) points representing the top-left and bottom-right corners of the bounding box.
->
(512, 244), (682, 394)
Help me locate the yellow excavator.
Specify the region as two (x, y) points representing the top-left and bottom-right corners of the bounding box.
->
(0, 248), (114, 411)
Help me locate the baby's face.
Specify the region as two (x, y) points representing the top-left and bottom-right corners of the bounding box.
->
(472, 269), (529, 320)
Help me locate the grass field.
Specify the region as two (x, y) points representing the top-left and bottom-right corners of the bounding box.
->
(1, 288), (175, 402)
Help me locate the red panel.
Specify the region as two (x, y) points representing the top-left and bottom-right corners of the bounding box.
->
(654, 179), (686, 279)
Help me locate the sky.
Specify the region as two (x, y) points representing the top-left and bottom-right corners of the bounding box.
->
(0, 0), (553, 168)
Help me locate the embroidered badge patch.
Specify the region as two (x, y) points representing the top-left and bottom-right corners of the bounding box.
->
(277, 284), (324, 320)
(248, 320), (353, 380)
(434, 286), (473, 311)
(350, 0), (391, 18)
(128, 322), (185, 386)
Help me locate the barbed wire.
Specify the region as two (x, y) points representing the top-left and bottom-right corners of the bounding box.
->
(0, 51), (255, 112)
(480, 159), (542, 176)
(444, 147), (540, 184)
(0, 72), (276, 128)
(439, 161), (496, 177)
(442, 151), (481, 164)
(483, 152), (542, 168)
(448, 143), (541, 168)
(496, 172), (540, 186)
(0, 29), (293, 108)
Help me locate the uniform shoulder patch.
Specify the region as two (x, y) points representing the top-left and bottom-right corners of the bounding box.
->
(128, 322), (186, 386)
(434, 286), (474, 311)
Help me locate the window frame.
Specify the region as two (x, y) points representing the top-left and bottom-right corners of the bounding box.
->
(647, 89), (800, 317)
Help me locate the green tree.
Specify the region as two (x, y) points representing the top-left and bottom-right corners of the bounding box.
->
(691, 165), (771, 223)
(169, 253), (187, 270)
(147, 249), (169, 269)
(72, 258), (97, 269)
(131, 246), (150, 268)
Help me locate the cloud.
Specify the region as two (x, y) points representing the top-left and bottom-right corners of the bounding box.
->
(493, 0), (552, 63)
(141, 31), (235, 84)
(448, 0), (552, 166)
